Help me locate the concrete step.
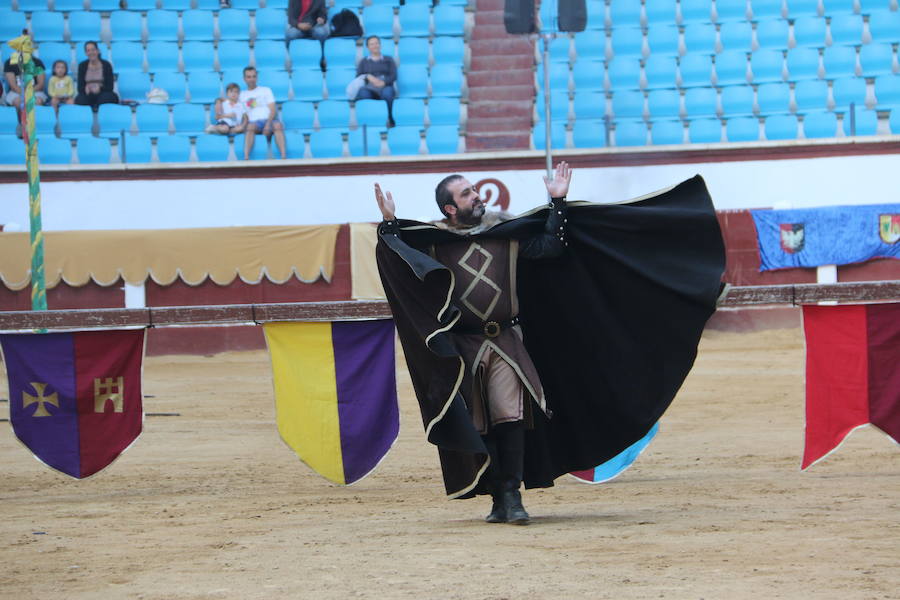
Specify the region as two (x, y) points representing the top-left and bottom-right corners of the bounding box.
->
(468, 84), (536, 102)
(470, 24), (526, 41)
(467, 68), (535, 88)
(469, 53), (534, 71)
(468, 37), (534, 55)
(467, 100), (534, 120)
(474, 9), (505, 25)
(466, 116), (535, 133)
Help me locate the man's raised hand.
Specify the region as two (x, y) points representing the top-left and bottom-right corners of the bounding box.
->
(543, 161), (573, 199)
(375, 183), (395, 221)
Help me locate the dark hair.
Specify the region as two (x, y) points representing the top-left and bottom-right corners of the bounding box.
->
(435, 174), (464, 217)
(243, 65), (256, 75)
(83, 40), (100, 55)
(52, 59), (69, 75)
(225, 82), (240, 93)
(365, 35), (380, 45)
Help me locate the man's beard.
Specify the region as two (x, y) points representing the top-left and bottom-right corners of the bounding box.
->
(456, 201), (485, 226)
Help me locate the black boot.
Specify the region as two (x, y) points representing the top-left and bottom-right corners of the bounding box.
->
(482, 435), (506, 523)
(485, 492), (507, 523)
(502, 486), (530, 525)
(496, 422), (530, 525)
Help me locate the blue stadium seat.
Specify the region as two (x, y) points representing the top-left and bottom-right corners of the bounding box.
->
(645, 25), (680, 56)
(688, 117), (722, 142)
(398, 37), (430, 66)
(718, 21), (754, 52)
(33, 106), (59, 137)
(794, 78), (830, 111)
(755, 19), (790, 49)
(292, 68), (324, 101)
(152, 71), (188, 103)
(31, 12), (65, 44)
(890, 108), (900, 134)
(347, 127), (382, 156)
(822, 45), (858, 78)
(573, 30), (606, 62)
(682, 23), (717, 54)
(750, 49), (786, 82)
(58, 104), (95, 138)
(281, 100), (316, 129)
(828, 13), (864, 45)
(183, 11), (215, 41)
(289, 39), (323, 70)
(180, 42), (215, 73)
(430, 65), (464, 97)
(614, 120), (648, 145)
(258, 70), (291, 101)
(426, 97), (460, 126)
(534, 90), (570, 122)
(121, 134), (154, 163)
(844, 108), (878, 135)
(532, 120), (567, 149)
(608, 0), (642, 27)
(255, 8), (287, 40)
(218, 10), (251, 41)
(547, 36), (573, 64)
(679, 53), (714, 86)
(90, 0), (125, 9)
(432, 36), (464, 65)
(324, 39), (359, 68)
(18, 0), (50, 9)
(821, 0), (857, 16)
(398, 4), (431, 37)
(785, 47), (821, 80)
(38, 137), (73, 164)
(720, 84), (756, 115)
(874, 75), (900, 109)
(802, 110), (838, 137)
(584, 0), (607, 30)
(725, 115), (760, 140)
(310, 129), (345, 157)
(647, 88), (682, 118)
(231, 0), (262, 8)
(97, 103), (134, 138)
(572, 60), (605, 90)
(362, 5), (395, 38)
(355, 98), (389, 127)
(387, 126), (422, 155)
(535, 61), (571, 90)
(283, 131), (306, 159)
(109, 11), (143, 42)
(433, 5), (464, 36)
(756, 82), (792, 113)
(390, 97), (425, 126)
(764, 113), (799, 138)
(0, 135), (25, 165)
(156, 135), (193, 162)
(172, 103), (207, 133)
(715, 0), (748, 21)
(684, 86), (719, 116)
(123, 0), (159, 11)
(610, 89), (645, 118)
(316, 99), (351, 128)
(0, 107), (20, 136)
(76, 137), (111, 164)
(785, 0), (822, 18)
(792, 16), (827, 48)
(644, 55), (678, 88)
(218, 40), (251, 71)
(135, 103), (171, 134)
(715, 50), (750, 85)
(68, 12), (102, 43)
(234, 132), (271, 159)
(325, 67), (357, 99)
(832, 77), (867, 108)
(0, 10), (27, 43)
(644, 0), (678, 25)
(573, 91), (608, 121)
(38, 43), (74, 73)
(161, 0), (192, 10)
(147, 10), (180, 43)
(868, 10), (900, 44)
(858, 44), (896, 77)
(651, 119), (685, 144)
(571, 119), (606, 148)
(146, 41), (180, 73)
(110, 42), (144, 72)
(606, 57), (642, 90)
(610, 27), (644, 57)
(187, 71), (221, 103)
(398, 64), (429, 97)
(424, 124), (459, 153)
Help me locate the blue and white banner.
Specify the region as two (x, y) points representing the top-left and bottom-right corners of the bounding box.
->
(751, 204), (900, 271)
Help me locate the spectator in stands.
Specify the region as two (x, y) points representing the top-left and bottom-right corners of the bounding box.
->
(3, 40), (48, 108)
(240, 66), (287, 160)
(48, 60), (76, 110)
(208, 82), (247, 135)
(76, 41), (119, 111)
(286, 0), (330, 44)
(355, 36), (396, 127)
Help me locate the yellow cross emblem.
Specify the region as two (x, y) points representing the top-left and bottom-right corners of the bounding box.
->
(22, 382), (59, 417)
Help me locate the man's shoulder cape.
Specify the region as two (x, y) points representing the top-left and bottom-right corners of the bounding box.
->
(376, 175), (726, 498)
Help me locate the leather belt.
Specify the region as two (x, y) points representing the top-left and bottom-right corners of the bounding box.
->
(454, 315), (520, 338)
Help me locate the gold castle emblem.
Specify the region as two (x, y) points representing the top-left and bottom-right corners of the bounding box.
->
(94, 377), (125, 413)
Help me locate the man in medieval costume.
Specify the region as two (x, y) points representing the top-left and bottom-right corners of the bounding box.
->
(375, 164), (725, 525)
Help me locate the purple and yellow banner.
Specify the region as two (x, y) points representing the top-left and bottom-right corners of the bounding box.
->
(1, 330), (146, 478)
(264, 320), (399, 485)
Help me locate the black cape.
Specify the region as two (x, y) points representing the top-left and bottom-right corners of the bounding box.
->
(376, 175), (726, 498)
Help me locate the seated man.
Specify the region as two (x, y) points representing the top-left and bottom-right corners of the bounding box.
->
(3, 40), (47, 108)
(355, 36), (396, 127)
(240, 66), (287, 160)
(286, 0), (329, 44)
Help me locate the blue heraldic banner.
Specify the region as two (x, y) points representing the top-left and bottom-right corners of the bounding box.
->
(751, 204), (900, 271)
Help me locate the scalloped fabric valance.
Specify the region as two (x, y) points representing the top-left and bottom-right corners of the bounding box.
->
(0, 225), (339, 291)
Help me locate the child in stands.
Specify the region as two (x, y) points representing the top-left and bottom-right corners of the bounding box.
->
(207, 82), (247, 135)
(48, 60), (76, 110)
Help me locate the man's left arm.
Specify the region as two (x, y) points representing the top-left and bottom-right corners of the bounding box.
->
(519, 161), (572, 259)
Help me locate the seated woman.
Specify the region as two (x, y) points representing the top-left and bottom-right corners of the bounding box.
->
(75, 41), (119, 111)
(355, 36), (396, 127)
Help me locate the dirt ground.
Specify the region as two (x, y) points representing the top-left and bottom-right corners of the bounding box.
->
(0, 327), (897, 600)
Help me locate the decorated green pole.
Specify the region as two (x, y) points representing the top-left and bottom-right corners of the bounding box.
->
(9, 32), (47, 311)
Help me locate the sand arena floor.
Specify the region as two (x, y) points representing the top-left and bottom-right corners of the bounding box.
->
(0, 327), (897, 600)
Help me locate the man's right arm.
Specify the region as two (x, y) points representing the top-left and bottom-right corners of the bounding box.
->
(287, 0), (299, 27)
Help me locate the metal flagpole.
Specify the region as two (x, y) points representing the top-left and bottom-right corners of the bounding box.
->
(9, 33), (48, 311)
(541, 31), (553, 180)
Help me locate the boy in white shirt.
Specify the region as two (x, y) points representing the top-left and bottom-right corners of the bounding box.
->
(239, 66), (286, 159)
(208, 82), (247, 135)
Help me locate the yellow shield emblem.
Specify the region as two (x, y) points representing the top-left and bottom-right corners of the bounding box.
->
(879, 214), (900, 244)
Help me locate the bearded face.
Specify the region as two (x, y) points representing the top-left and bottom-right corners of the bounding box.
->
(447, 178), (484, 225)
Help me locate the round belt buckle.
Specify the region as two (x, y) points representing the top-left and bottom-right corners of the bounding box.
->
(483, 321), (501, 338)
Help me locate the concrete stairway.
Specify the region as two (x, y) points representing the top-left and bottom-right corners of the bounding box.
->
(465, 0), (536, 151)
